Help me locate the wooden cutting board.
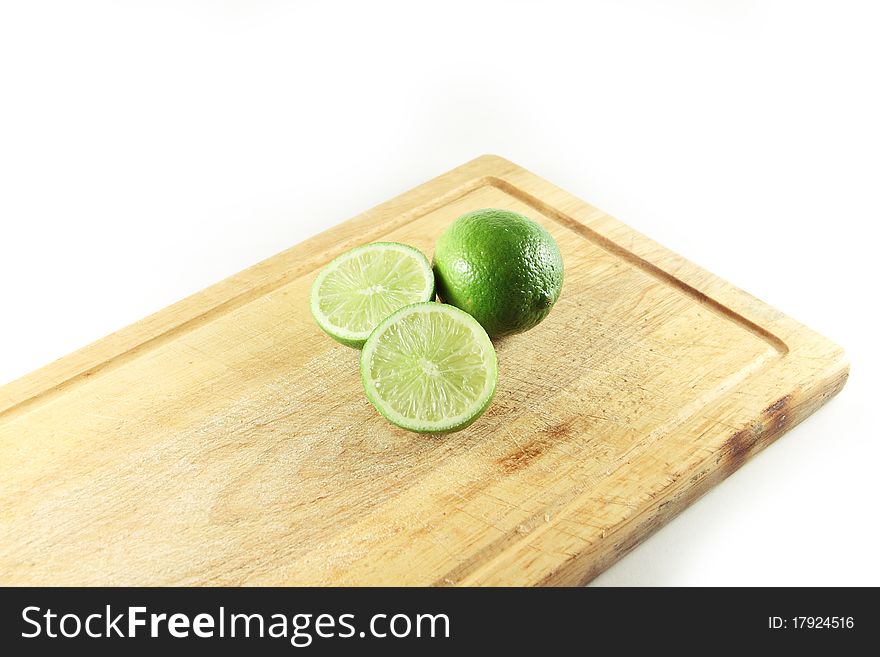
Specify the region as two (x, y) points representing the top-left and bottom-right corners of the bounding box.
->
(0, 156), (848, 586)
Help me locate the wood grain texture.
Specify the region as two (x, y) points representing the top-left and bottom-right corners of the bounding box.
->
(0, 155), (848, 586)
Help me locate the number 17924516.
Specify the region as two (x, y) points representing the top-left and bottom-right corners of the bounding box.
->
(769, 617), (854, 629)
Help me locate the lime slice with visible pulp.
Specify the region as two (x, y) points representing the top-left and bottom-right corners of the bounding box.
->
(360, 302), (497, 433)
(310, 242), (435, 348)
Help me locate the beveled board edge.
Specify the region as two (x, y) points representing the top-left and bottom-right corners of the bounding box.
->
(0, 156), (507, 419)
(449, 159), (849, 585)
(0, 156), (849, 587)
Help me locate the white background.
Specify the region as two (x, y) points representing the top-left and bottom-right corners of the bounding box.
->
(1, 1), (877, 586)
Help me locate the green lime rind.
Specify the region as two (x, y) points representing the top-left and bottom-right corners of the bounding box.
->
(310, 242), (435, 349)
(432, 208), (564, 338)
(360, 302), (498, 434)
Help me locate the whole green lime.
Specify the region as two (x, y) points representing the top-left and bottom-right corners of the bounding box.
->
(432, 209), (564, 338)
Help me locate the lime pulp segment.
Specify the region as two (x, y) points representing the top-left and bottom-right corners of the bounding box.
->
(310, 242), (435, 347)
(360, 303), (497, 433)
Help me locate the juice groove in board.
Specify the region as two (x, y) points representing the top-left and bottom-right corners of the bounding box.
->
(0, 155), (847, 585)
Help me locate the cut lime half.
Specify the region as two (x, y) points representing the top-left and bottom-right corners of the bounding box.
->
(310, 242), (435, 348)
(360, 302), (497, 433)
